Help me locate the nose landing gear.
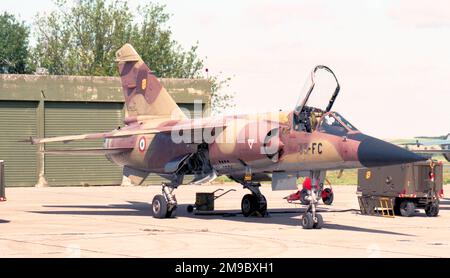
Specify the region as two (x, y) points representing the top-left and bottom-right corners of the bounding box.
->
(301, 188), (324, 229)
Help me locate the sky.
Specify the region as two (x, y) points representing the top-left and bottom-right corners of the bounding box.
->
(2, 0), (450, 139)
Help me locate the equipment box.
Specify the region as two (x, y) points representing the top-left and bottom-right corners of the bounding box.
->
(357, 161), (443, 217)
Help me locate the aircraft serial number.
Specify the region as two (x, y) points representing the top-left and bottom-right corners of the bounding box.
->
(299, 142), (323, 155)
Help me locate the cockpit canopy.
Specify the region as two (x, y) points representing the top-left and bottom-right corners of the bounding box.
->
(292, 65), (359, 135)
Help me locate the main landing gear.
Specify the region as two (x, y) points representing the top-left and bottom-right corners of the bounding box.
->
(152, 183), (178, 218)
(241, 182), (268, 217)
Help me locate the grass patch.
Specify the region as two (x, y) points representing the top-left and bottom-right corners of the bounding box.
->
(326, 169), (358, 185)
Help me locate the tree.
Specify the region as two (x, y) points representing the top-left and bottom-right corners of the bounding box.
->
(208, 74), (235, 115)
(32, 0), (233, 111)
(32, 0), (203, 78)
(0, 12), (30, 74)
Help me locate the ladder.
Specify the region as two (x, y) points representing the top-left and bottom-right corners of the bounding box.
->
(358, 196), (395, 218)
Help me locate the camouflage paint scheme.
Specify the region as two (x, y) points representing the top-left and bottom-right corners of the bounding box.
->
(30, 44), (426, 226)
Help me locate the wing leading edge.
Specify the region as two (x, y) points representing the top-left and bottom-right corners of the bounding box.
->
(27, 121), (227, 145)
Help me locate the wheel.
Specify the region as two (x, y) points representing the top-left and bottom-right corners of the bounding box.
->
(425, 202), (439, 217)
(241, 194), (258, 217)
(300, 189), (310, 205)
(394, 203), (401, 216)
(187, 205), (194, 213)
(313, 214), (324, 229)
(152, 195), (168, 219)
(322, 188), (334, 205)
(301, 212), (314, 229)
(399, 200), (415, 217)
(257, 195), (267, 216)
(166, 206), (177, 218)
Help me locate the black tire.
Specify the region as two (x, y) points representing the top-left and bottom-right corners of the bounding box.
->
(257, 195), (268, 216)
(166, 206), (177, 218)
(313, 214), (324, 229)
(399, 200), (415, 217)
(152, 195), (168, 218)
(394, 203), (401, 216)
(322, 188), (334, 205)
(187, 205), (194, 213)
(300, 189), (310, 205)
(301, 212), (314, 229)
(241, 194), (257, 217)
(425, 203), (439, 217)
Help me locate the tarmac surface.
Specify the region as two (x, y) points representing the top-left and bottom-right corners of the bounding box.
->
(0, 184), (449, 258)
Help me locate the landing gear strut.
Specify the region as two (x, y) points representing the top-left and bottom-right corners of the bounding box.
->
(241, 182), (268, 217)
(300, 171), (325, 229)
(152, 183), (178, 218)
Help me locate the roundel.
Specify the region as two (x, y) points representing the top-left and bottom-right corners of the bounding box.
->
(138, 137), (146, 152)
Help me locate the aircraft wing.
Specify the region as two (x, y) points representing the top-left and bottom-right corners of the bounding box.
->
(391, 138), (450, 147)
(389, 139), (419, 146)
(28, 121), (227, 145)
(419, 139), (450, 146)
(42, 147), (133, 156)
(413, 149), (450, 154)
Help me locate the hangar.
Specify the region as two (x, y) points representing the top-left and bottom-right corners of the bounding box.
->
(0, 74), (211, 187)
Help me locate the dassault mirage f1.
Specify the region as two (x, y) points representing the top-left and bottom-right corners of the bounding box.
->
(29, 44), (426, 229)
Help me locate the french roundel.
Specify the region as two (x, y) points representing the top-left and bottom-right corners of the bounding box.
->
(138, 137), (146, 152)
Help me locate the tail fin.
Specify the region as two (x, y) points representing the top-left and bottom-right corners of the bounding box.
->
(115, 44), (186, 119)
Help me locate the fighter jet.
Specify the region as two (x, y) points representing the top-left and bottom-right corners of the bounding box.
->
(29, 44), (425, 229)
(392, 134), (450, 162)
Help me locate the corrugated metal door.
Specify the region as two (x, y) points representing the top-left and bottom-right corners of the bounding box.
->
(44, 102), (124, 186)
(0, 101), (38, 187)
(179, 103), (204, 119)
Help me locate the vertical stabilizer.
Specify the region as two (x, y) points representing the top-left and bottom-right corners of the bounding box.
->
(115, 44), (186, 119)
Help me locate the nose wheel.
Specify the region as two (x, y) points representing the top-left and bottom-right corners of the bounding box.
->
(301, 211), (323, 229)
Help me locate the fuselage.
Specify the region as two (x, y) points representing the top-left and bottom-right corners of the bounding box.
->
(104, 109), (424, 180)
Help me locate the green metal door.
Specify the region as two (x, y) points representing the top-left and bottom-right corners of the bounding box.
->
(179, 103), (205, 119)
(0, 101), (38, 187)
(44, 102), (124, 186)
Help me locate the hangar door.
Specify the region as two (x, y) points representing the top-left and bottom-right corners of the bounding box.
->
(44, 102), (124, 186)
(0, 101), (38, 187)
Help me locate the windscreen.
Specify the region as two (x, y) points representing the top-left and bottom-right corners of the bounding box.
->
(318, 114), (348, 136)
(333, 112), (359, 131)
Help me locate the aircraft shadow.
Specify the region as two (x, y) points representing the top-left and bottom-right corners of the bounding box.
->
(31, 202), (411, 236)
(31, 201), (153, 216)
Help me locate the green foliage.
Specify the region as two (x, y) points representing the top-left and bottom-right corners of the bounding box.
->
(208, 74), (235, 115)
(0, 12), (30, 74)
(32, 0), (203, 78)
(31, 0), (234, 111)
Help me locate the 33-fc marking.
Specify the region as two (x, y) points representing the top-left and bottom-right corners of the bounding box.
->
(299, 142), (323, 155)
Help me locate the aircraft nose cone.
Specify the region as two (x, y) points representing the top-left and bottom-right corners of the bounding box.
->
(358, 136), (427, 167)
